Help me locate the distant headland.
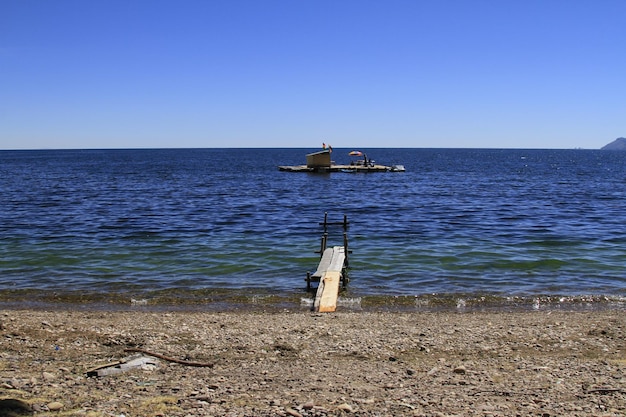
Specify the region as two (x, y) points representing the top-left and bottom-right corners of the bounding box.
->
(601, 137), (626, 150)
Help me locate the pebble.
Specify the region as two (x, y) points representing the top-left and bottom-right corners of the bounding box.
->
(285, 407), (303, 417)
(453, 365), (467, 374)
(337, 403), (353, 412)
(47, 401), (64, 411)
(427, 367), (439, 376)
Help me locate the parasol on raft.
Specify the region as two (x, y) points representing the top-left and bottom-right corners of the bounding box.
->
(348, 150), (363, 156)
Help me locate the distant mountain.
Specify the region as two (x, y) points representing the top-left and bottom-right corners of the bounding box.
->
(601, 137), (626, 150)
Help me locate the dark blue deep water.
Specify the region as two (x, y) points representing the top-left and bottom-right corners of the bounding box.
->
(1, 148), (625, 310)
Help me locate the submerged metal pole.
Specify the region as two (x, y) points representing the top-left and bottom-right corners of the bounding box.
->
(343, 231), (349, 267)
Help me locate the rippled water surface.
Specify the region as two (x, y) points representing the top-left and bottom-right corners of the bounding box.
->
(1, 148), (625, 308)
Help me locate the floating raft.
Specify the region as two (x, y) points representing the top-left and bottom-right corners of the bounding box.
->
(279, 149), (405, 173)
(279, 163), (404, 173)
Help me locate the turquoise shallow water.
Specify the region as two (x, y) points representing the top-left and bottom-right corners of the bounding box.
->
(1, 148), (625, 309)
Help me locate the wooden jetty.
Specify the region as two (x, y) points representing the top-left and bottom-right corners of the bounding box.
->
(307, 213), (351, 312)
(279, 149), (405, 173)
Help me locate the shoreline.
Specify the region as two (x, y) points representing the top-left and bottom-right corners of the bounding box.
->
(1, 309), (624, 416)
(1, 291), (625, 314)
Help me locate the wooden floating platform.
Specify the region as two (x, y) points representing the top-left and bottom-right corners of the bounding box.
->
(279, 164), (404, 173)
(280, 148), (405, 173)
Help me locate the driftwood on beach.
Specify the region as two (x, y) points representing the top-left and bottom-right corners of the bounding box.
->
(85, 347), (216, 377)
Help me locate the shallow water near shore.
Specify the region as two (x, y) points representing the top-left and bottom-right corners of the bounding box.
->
(1, 148), (625, 310)
(1, 290), (624, 313)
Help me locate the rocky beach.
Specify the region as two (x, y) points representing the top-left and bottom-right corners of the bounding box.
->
(1, 309), (625, 416)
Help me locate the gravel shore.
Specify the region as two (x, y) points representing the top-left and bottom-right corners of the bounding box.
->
(1, 309), (625, 416)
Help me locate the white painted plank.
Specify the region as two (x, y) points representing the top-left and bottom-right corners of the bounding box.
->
(313, 246), (345, 312)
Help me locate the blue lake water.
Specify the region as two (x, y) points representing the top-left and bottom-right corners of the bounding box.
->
(1, 148), (625, 310)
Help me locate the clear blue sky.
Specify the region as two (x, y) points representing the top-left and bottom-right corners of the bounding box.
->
(2, 0), (624, 150)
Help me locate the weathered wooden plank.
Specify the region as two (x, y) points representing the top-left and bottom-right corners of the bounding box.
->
(313, 246), (345, 312)
(311, 248), (334, 279)
(317, 271), (341, 312)
(313, 275), (326, 310)
(326, 247), (345, 272)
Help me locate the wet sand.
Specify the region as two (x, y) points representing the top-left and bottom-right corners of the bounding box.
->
(1, 309), (625, 416)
